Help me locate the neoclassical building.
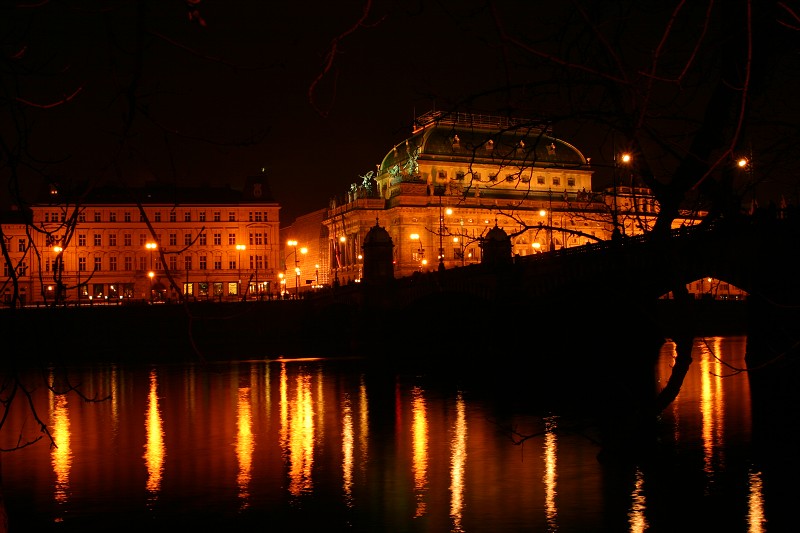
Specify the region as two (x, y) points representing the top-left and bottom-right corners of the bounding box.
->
(320, 110), (653, 284)
(2, 174), (280, 305)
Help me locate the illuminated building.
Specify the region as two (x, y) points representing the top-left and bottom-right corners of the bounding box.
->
(321, 111), (657, 282)
(1, 173), (280, 305)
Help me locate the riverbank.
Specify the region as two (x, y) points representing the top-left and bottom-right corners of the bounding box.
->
(3, 297), (749, 366)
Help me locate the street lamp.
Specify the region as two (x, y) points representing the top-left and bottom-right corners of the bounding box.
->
(236, 244), (246, 300)
(146, 242), (157, 269)
(612, 152), (632, 240)
(52, 245), (64, 304)
(148, 270), (155, 303)
(287, 240), (306, 298)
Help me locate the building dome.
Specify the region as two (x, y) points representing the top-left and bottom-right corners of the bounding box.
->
(364, 222), (392, 245)
(480, 224), (513, 267)
(379, 111), (588, 175)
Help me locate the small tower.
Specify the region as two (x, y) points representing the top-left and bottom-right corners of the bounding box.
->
(480, 224), (512, 267)
(362, 220), (394, 285)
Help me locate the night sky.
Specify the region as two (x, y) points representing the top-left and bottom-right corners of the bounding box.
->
(3, 1), (516, 225)
(3, 1), (798, 224)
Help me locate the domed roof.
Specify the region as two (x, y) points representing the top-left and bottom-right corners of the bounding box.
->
(364, 221), (393, 246)
(379, 111), (588, 174)
(484, 224), (509, 242)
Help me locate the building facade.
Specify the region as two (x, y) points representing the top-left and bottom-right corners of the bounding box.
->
(1, 174), (281, 306)
(286, 110), (743, 299)
(321, 111), (655, 283)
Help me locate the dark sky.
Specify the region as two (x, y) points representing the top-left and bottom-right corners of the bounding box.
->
(4, 1), (797, 224)
(3, 0), (517, 225)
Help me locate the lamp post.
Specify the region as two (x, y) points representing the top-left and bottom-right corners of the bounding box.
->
(287, 240), (306, 298)
(52, 245), (64, 305)
(145, 242), (158, 303)
(236, 244), (246, 300)
(410, 233), (423, 271)
(612, 151), (632, 240)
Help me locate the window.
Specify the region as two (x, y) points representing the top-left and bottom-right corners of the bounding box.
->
(228, 212), (236, 222)
(154, 212), (161, 222)
(474, 172), (482, 181)
(438, 170), (447, 179)
(79, 212), (86, 223)
(537, 176), (545, 185)
(213, 211), (221, 222)
(213, 233), (221, 246)
(521, 174), (531, 183)
(139, 234), (147, 246)
(124, 233), (132, 246)
(169, 256), (177, 271)
(94, 212), (102, 222)
(124, 211), (131, 222)
(109, 212), (117, 222)
(138, 257), (146, 270)
(169, 211), (176, 222)
(79, 257), (86, 272)
(184, 233), (192, 246)
(553, 177), (561, 186)
(213, 257), (222, 270)
(455, 171), (465, 181)
(109, 256), (117, 271)
(94, 257), (102, 271)
(199, 255), (207, 270)
(229, 259), (236, 270)
(567, 177), (576, 187)
(124, 256), (132, 271)
(255, 255), (264, 270)
(17, 238), (26, 252)
(199, 212), (206, 222)
(45, 257), (51, 272)
(184, 212), (191, 222)
(505, 174), (515, 182)
(199, 233), (207, 246)
(228, 233), (236, 245)
(489, 174), (497, 182)
(250, 232), (263, 246)
(184, 256), (192, 271)
(109, 234), (117, 246)
(169, 233), (177, 246)
(93, 234), (101, 246)
(254, 212), (263, 222)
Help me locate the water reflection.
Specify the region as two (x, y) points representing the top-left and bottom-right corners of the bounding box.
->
(284, 368), (315, 497)
(236, 385), (253, 508)
(342, 392), (354, 507)
(411, 386), (428, 518)
(49, 381), (71, 511)
(627, 468), (647, 532)
(144, 369), (165, 500)
(748, 468), (766, 532)
(542, 415), (557, 531)
(0, 337), (784, 531)
(449, 391), (466, 533)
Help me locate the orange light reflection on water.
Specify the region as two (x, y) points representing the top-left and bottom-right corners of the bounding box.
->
(49, 387), (72, 510)
(236, 386), (254, 508)
(449, 391), (467, 532)
(411, 386), (428, 518)
(144, 369), (165, 499)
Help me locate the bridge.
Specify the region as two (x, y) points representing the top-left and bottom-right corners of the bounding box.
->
(303, 214), (800, 366)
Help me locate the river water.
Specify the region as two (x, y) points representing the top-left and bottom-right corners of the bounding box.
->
(0, 335), (796, 532)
